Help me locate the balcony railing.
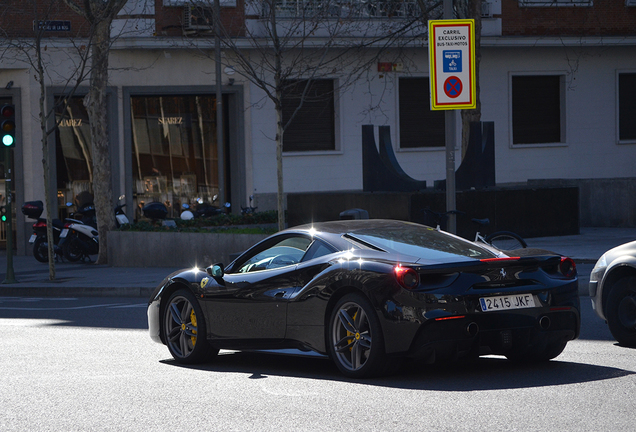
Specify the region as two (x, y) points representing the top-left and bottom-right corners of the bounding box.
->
(269, 0), (421, 18)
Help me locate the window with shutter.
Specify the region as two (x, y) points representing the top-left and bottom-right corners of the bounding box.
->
(399, 77), (445, 148)
(282, 79), (335, 152)
(618, 73), (636, 141)
(512, 75), (563, 145)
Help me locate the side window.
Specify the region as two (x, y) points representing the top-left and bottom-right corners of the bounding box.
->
(235, 236), (312, 273)
(301, 239), (337, 262)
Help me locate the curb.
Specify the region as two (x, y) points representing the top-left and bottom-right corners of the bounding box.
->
(0, 286), (154, 298)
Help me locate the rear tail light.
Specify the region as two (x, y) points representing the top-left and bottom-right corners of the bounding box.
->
(33, 221), (46, 228)
(559, 257), (576, 278)
(480, 257), (520, 262)
(394, 265), (420, 289)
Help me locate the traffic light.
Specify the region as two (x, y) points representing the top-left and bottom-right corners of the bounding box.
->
(1, 104), (15, 147)
(0, 205), (6, 223)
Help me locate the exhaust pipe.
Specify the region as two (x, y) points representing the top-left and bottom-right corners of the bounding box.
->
(539, 316), (551, 330)
(466, 322), (479, 337)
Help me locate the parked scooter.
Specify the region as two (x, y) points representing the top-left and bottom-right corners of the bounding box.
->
(115, 195), (130, 228)
(22, 200), (65, 263)
(62, 197), (130, 262)
(179, 195), (231, 220)
(241, 195), (258, 215)
(61, 216), (99, 262)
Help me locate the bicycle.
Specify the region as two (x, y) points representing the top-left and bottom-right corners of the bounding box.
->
(423, 208), (527, 251)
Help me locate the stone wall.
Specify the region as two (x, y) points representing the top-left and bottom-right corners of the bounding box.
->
(287, 186), (581, 239)
(528, 178), (636, 228)
(108, 231), (269, 268)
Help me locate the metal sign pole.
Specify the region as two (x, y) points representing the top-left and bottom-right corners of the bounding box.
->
(445, 110), (456, 233)
(443, 0), (457, 234)
(214, 0), (225, 206)
(3, 146), (16, 284)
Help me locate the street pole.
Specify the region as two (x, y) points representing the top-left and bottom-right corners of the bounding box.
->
(214, 0), (225, 206)
(3, 146), (16, 284)
(443, 0), (457, 234)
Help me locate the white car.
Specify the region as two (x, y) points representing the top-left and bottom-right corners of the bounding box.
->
(590, 240), (636, 346)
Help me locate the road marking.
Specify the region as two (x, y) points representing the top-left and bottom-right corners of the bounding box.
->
(0, 303), (145, 311)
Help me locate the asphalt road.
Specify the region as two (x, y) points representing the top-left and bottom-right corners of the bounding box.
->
(0, 296), (634, 432)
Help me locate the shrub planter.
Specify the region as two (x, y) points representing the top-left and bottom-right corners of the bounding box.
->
(108, 231), (269, 268)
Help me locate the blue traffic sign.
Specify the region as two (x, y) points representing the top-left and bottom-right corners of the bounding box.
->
(443, 50), (462, 73)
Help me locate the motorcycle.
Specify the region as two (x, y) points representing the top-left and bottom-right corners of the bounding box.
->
(115, 195), (130, 228)
(62, 198), (130, 262)
(61, 217), (99, 263)
(179, 195), (230, 220)
(22, 200), (65, 263)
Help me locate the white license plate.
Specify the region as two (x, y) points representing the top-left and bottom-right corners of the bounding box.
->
(480, 294), (535, 312)
(28, 234), (37, 243)
(60, 229), (69, 238)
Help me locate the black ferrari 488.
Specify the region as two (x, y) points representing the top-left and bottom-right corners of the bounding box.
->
(148, 219), (580, 378)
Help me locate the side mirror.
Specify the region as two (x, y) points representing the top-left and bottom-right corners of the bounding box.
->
(207, 263), (224, 278)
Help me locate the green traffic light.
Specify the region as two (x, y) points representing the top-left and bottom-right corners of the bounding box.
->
(1, 215), (6, 222)
(2, 134), (14, 147)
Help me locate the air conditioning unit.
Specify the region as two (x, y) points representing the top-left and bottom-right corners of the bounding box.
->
(481, 1), (493, 17)
(184, 6), (214, 31)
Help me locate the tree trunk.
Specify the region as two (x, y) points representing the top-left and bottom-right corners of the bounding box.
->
(275, 103), (285, 232)
(86, 19), (115, 264)
(36, 34), (56, 280)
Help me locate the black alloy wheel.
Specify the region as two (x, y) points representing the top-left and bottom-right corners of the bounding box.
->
(32, 237), (49, 263)
(606, 276), (636, 347)
(163, 289), (218, 364)
(506, 339), (567, 362)
(328, 293), (391, 378)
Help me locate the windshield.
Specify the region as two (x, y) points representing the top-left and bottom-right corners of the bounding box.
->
(347, 225), (496, 261)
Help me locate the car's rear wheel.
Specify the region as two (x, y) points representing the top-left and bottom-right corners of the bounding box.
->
(505, 339), (567, 362)
(531, 340), (567, 361)
(163, 289), (218, 364)
(328, 293), (391, 378)
(606, 276), (636, 347)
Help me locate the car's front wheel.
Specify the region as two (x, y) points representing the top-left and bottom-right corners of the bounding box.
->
(606, 276), (636, 347)
(328, 293), (392, 378)
(163, 289), (218, 364)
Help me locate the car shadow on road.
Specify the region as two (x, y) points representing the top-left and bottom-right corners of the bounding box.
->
(160, 350), (634, 391)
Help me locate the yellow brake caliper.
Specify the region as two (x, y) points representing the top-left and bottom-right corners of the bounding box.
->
(190, 309), (198, 346)
(346, 311), (358, 352)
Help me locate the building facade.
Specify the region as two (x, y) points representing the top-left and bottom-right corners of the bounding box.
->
(1, 0), (635, 255)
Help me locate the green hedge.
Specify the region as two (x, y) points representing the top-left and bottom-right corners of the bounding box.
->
(118, 210), (279, 234)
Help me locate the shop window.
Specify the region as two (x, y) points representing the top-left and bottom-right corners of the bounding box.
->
(399, 77), (445, 148)
(618, 73), (636, 141)
(511, 75), (563, 145)
(130, 95), (220, 219)
(55, 96), (93, 216)
(282, 79), (335, 152)
(518, 0), (592, 6)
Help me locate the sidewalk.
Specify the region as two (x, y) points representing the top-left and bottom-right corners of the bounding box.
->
(0, 227), (634, 298)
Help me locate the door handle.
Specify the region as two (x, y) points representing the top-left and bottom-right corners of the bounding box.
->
(275, 291), (286, 298)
